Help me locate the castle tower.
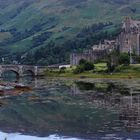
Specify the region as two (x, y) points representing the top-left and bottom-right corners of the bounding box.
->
(123, 17), (132, 33)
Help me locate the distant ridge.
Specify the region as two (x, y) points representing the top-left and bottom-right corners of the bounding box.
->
(0, 0), (140, 64)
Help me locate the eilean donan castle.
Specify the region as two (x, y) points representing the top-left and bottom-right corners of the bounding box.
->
(70, 17), (140, 66)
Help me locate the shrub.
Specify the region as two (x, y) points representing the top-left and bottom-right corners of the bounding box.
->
(73, 59), (94, 74)
(79, 59), (87, 65)
(84, 61), (94, 71)
(59, 67), (66, 73)
(60, 67), (66, 70)
(119, 53), (130, 65)
(73, 65), (85, 74)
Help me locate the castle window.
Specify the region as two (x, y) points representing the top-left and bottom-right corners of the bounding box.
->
(126, 39), (129, 44)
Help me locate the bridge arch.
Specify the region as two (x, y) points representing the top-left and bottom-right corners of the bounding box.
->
(22, 69), (35, 76)
(1, 69), (20, 78)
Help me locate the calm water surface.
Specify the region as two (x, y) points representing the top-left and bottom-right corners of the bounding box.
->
(0, 77), (140, 140)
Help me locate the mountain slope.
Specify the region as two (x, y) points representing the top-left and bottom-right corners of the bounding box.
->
(0, 0), (140, 64)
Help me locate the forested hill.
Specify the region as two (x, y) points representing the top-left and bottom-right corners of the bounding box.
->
(0, 0), (140, 65)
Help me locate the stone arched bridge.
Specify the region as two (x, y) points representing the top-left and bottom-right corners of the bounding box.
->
(0, 65), (47, 77)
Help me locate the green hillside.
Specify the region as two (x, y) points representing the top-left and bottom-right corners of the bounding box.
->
(0, 0), (140, 65)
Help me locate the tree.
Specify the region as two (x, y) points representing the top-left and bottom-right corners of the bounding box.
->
(107, 51), (119, 72)
(119, 53), (130, 65)
(84, 61), (95, 71)
(73, 65), (85, 74)
(79, 59), (87, 65)
(73, 59), (94, 74)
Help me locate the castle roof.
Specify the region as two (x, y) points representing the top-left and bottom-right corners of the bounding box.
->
(92, 40), (115, 51)
(123, 17), (140, 29)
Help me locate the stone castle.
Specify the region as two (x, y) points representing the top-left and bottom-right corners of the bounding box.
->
(117, 17), (140, 55)
(70, 40), (116, 65)
(70, 17), (140, 66)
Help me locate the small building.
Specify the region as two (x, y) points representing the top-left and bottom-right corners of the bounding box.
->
(59, 65), (71, 69)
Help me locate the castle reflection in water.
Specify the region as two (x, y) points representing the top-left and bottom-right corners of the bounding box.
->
(71, 80), (140, 133)
(1, 77), (140, 137)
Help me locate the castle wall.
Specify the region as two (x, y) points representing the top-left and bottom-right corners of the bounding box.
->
(118, 32), (130, 53)
(131, 34), (138, 54)
(118, 32), (140, 55)
(70, 50), (108, 66)
(118, 17), (140, 56)
(70, 53), (91, 66)
(137, 34), (140, 55)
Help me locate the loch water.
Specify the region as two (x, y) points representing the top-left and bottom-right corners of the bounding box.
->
(0, 77), (140, 140)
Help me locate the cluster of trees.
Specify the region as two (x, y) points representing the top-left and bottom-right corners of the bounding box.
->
(107, 52), (130, 72)
(21, 23), (121, 65)
(0, 22), (121, 65)
(73, 59), (94, 74)
(32, 32), (52, 48)
(77, 22), (113, 38)
(0, 16), (56, 47)
(0, 25), (52, 47)
(119, 53), (130, 65)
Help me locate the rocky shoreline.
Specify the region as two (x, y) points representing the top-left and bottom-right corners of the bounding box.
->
(0, 81), (32, 95)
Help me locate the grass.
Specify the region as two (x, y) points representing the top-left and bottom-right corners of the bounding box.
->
(54, 72), (140, 79)
(45, 63), (140, 79)
(94, 63), (107, 72)
(115, 64), (140, 73)
(45, 70), (140, 79)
